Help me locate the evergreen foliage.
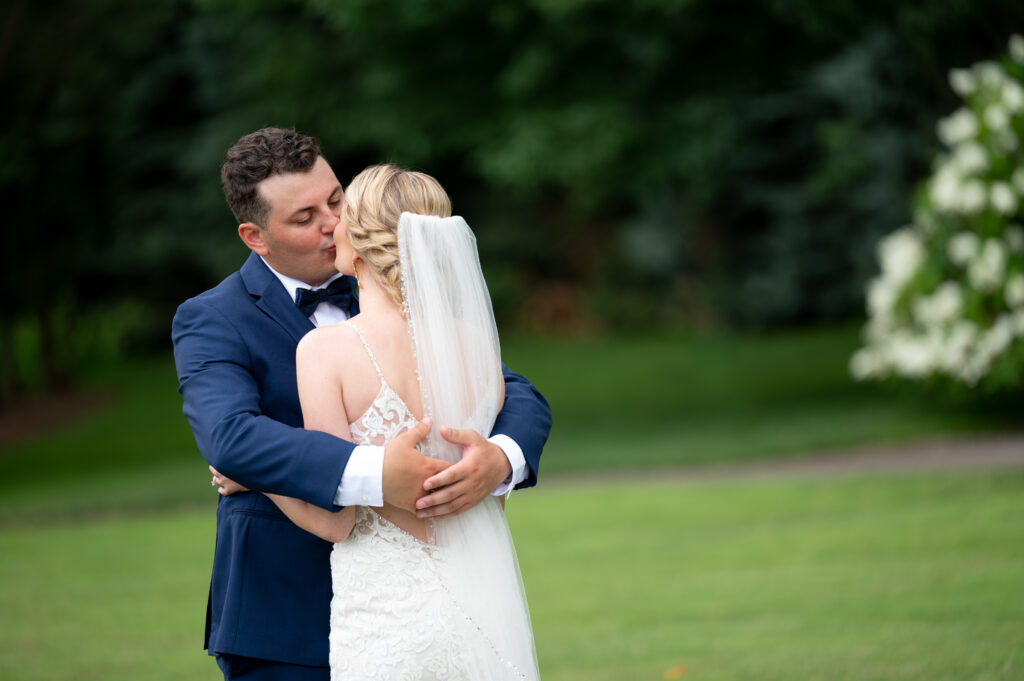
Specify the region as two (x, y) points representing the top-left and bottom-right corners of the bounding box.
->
(4, 0), (1024, 397)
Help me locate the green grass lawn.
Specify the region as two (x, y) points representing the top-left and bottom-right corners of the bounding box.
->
(2, 470), (1022, 680)
(2, 328), (1020, 680)
(0, 326), (1014, 524)
(515, 472), (1024, 681)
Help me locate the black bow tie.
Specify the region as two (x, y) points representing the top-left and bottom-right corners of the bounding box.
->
(295, 277), (356, 317)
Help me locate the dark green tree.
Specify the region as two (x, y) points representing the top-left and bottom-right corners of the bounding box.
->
(6, 0), (1024, 407)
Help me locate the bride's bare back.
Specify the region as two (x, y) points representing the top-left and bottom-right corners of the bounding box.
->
(289, 309), (429, 541)
(335, 316), (428, 540)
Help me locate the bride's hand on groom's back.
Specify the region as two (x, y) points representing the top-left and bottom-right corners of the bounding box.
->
(382, 418), (451, 512)
(209, 465), (250, 496)
(415, 427), (512, 519)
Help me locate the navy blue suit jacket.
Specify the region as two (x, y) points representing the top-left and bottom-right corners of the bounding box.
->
(172, 252), (551, 666)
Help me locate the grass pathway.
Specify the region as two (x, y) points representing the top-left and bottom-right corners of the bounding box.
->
(551, 431), (1024, 487)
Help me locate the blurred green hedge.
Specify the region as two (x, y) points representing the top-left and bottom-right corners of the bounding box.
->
(4, 0), (1024, 398)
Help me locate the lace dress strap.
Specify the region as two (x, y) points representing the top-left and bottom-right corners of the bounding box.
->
(344, 321), (385, 382)
(343, 321), (419, 447)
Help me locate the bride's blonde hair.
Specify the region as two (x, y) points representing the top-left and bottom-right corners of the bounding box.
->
(343, 164), (452, 307)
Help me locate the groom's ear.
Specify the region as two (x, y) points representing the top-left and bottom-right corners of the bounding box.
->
(238, 222), (270, 256)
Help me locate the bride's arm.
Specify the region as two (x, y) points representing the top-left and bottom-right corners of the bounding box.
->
(210, 466), (357, 537)
(264, 494), (356, 543)
(263, 330), (359, 542)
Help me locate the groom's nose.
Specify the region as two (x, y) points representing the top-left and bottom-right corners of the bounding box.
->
(322, 210), (340, 232)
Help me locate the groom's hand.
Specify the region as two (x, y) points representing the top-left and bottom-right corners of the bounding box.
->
(382, 418), (451, 512)
(415, 427), (512, 519)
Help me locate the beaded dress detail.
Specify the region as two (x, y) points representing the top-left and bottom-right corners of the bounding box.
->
(330, 322), (523, 680)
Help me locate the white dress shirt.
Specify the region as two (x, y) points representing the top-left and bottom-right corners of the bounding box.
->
(261, 258), (527, 506)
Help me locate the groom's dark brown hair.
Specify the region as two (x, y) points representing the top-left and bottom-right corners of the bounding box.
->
(221, 127), (321, 227)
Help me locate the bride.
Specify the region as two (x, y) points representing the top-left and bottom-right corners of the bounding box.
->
(254, 164), (539, 680)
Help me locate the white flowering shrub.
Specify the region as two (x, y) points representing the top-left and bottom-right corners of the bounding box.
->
(852, 35), (1024, 390)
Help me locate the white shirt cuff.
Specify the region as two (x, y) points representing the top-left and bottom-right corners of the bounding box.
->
(488, 434), (527, 496)
(334, 445), (384, 507)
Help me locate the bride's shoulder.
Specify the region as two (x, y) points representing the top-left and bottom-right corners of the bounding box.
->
(296, 323), (359, 361)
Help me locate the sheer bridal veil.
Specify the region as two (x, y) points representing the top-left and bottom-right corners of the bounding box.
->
(398, 212), (539, 681)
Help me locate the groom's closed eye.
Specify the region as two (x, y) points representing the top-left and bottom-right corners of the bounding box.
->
(293, 191), (342, 225)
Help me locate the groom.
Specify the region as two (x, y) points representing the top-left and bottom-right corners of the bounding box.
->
(172, 127), (551, 680)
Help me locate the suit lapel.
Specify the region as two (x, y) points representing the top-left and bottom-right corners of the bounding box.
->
(240, 253), (315, 343)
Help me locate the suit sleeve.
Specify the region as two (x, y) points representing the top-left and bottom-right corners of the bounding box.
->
(492, 364), (552, 490)
(172, 298), (351, 510)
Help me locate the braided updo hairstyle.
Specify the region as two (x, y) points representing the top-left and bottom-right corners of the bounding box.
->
(343, 164), (452, 307)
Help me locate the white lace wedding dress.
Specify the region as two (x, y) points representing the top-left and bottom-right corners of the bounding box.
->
(328, 322), (533, 681)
